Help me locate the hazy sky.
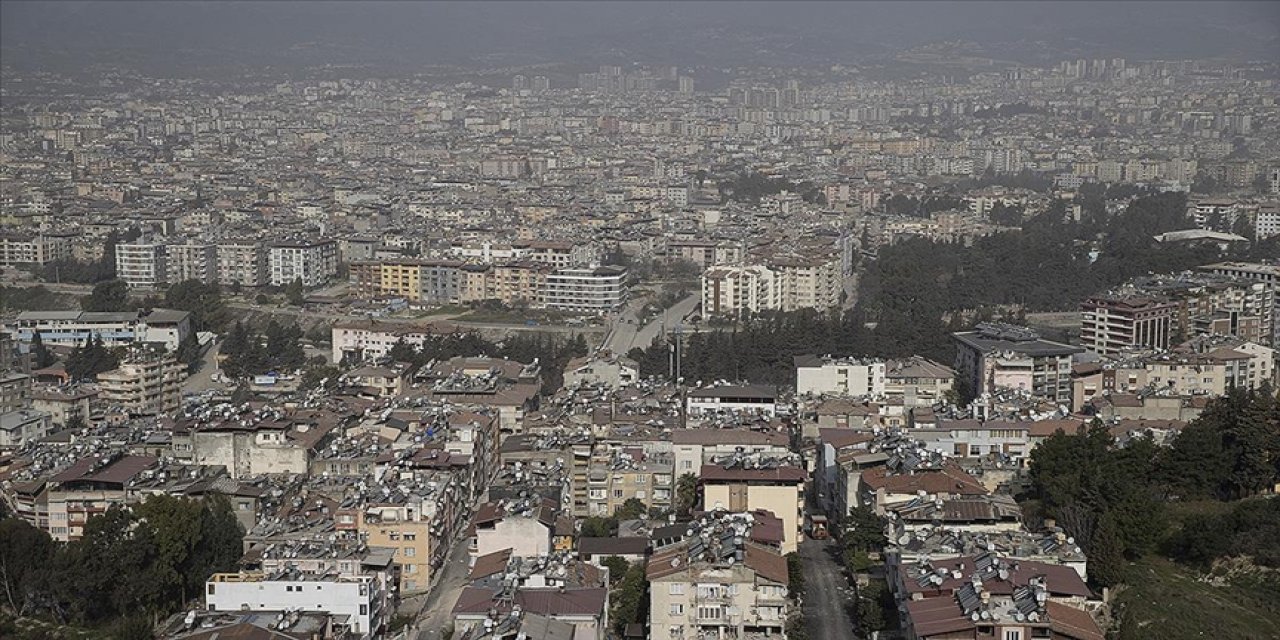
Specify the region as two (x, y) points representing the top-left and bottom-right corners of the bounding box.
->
(2, 1), (1277, 73)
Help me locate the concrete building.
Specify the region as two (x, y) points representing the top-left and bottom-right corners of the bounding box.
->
(686, 385), (780, 418)
(647, 523), (790, 640)
(0, 232), (74, 265)
(96, 348), (184, 416)
(269, 238), (339, 287)
(885, 356), (956, 407)
(794, 355), (887, 398)
(205, 572), (384, 637)
(166, 241), (218, 284)
(700, 465), (805, 554)
(7, 309), (191, 350)
(671, 429), (792, 478)
(952, 324), (1082, 403)
(702, 265), (778, 317)
(115, 238), (168, 288)
(216, 240), (270, 288)
(1080, 295), (1175, 356)
(542, 266), (627, 313)
(46, 453), (158, 541)
(0, 409), (51, 450)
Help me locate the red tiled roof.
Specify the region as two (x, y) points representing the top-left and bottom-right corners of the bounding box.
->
(51, 454), (157, 485)
(1047, 601), (1105, 640)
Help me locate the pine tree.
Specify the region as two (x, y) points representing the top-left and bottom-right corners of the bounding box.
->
(1088, 513), (1126, 588)
(31, 331), (55, 368)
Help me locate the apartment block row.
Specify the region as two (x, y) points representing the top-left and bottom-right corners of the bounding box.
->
(701, 253), (843, 317)
(115, 236), (337, 288)
(349, 258), (628, 313)
(1081, 271), (1277, 355)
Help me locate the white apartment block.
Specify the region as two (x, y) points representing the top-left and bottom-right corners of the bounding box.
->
(269, 238), (338, 287)
(115, 240), (168, 288)
(542, 266), (627, 313)
(166, 241), (218, 284)
(331, 321), (452, 363)
(702, 265), (778, 317)
(217, 240), (270, 288)
(205, 573), (381, 636)
(795, 355), (887, 398)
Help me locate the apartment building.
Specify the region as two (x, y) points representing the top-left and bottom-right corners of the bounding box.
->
(45, 453), (159, 541)
(585, 446), (674, 516)
(492, 261), (551, 306)
(96, 348), (184, 416)
(647, 530), (789, 640)
(687, 384), (780, 418)
(205, 572), (384, 637)
(952, 324), (1082, 403)
(165, 241), (217, 284)
(330, 320), (457, 363)
(269, 238), (338, 287)
(216, 240), (270, 288)
(702, 265), (778, 317)
(671, 429), (791, 478)
(0, 232), (74, 265)
(885, 356), (956, 407)
(355, 503), (433, 594)
(701, 465), (805, 554)
(0, 410), (51, 451)
(542, 266), (627, 313)
(795, 355), (887, 397)
(1080, 295), (1174, 356)
(115, 238), (168, 288)
(769, 253), (843, 312)
(666, 238), (742, 268)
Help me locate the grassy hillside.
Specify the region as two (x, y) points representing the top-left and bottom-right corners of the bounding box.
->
(1113, 556), (1280, 640)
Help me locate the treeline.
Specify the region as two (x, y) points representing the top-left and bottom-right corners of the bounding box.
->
(881, 194), (969, 217)
(627, 308), (954, 385)
(0, 286), (74, 312)
(717, 170), (825, 205)
(1026, 387), (1280, 589)
(386, 331), (590, 394)
(0, 495), (243, 638)
(220, 320), (307, 379)
(860, 192), (1243, 318)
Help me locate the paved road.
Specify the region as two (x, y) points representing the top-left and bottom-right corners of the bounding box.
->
(602, 293), (700, 354)
(181, 341), (227, 394)
(411, 536), (474, 639)
(800, 538), (858, 640)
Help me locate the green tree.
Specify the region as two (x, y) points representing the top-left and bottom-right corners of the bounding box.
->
(856, 581), (887, 633)
(81, 279), (130, 312)
(615, 498), (647, 521)
(0, 518), (56, 616)
(165, 280), (227, 332)
(30, 331), (56, 368)
(580, 516), (615, 537)
(844, 506), (889, 553)
(600, 556), (630, 587)
(785, 552), (805, 598)
(610, 563), (648, 635)
(675, 473), (699, 517)
(285, 278), (305, 306)
(1088, 513), (1126, 589)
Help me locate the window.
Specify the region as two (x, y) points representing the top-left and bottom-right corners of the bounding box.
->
(360, 605), (368, 616)
(207, 584), (216, 595)
(1004, 630), (1022, 640)
(668, 583), (685, 595)
(613, 489), (624, 499)
(697, 606), (722, 620)
(669, 604), (685, 616)
(404, 547), (416, 557)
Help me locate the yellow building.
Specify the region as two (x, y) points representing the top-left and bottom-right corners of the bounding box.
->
(700, 465), (805, 554)
(379, 260), (424, 302)
(357, 505), (433, 594)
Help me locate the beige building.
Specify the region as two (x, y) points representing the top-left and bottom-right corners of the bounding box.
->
(45, 453), (158, 542)
(647, 531), (790, 640)
(585, 447), (674, 516)
(700, 466), (805, 554)
(356, 504), (433, 594)
(96, 349), (184, 416)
